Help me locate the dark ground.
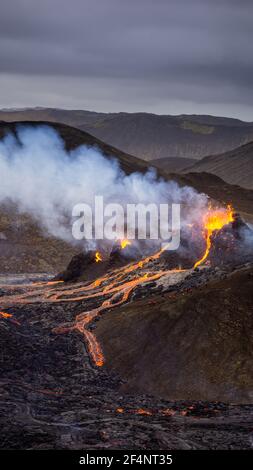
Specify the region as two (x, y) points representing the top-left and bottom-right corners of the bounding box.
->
(0, 267), (252, 450)
(1, 109), (253, 162)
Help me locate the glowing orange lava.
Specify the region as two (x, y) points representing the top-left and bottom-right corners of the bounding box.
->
(95, 251), (102, 263)
(120, 239), (131, 249)
(194, 205), (234, 268)
(115, 407), (176, 417)
(0, 244), (184, 367)
(0, 205), (236, 373)
(0, 311), (12, 319)
(135, 408), (152, 416)
(31, 280), (64, 287)
(116, 407), (124, 413)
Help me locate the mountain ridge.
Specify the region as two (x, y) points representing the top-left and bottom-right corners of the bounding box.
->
(1, 108), (253, 161)
(183, 140), (253, 189)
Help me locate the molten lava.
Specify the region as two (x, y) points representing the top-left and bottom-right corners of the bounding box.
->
(0, 242), (184, 368)
(95, 251), (102, 263)
(0, 311), (12, 319)
(0, 206), (239, 370)
(3, 213), (228, 368)
(194, 205), (234, 268)
(120, 239), (131, 249)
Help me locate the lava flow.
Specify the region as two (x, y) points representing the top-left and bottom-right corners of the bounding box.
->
(95, 251), (103, 263)
(194, 205), (234, 268)
(115, 403), (222, 418)
(53, 267), (175, 366)
(0, 205), (236, 369)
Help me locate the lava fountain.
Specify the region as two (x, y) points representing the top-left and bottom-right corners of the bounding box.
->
(95, 251), (103, 263)
(194, 205), (234, 268)
(120, 239), (132, 249)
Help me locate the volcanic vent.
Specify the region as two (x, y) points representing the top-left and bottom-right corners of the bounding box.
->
(8, 205), (243, 372)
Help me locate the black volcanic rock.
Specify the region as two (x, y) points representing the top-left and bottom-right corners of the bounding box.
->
(55, 251), (95, 281)
(0, 266), (253, 449)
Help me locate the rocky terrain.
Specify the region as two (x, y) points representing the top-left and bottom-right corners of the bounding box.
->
(0, 119), (252, 450)
(0, 216), (253, 449)
(1, 108), (253, 161)
(0, 267), (252, 450)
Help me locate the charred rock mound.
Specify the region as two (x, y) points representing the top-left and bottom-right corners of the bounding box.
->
(55, 247), (135, 282)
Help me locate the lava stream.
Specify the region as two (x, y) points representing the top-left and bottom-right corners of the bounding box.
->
(194, 205), (234, 268)
(0, 310), (12, 319)
(54, 269), (175, 367)
(0, 241), (185, 367)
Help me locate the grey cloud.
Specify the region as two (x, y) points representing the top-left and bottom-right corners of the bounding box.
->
(0, 0), (252, 119)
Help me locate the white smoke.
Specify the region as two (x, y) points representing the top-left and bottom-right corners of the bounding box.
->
(0, 125), (208, 250)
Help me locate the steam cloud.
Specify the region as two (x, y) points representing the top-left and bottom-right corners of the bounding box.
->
(0, 125), (209, 251)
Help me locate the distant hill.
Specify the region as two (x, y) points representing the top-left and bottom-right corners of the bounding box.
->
(151, 157), (195, 172)
(182, 141), (253, 190)
(1, 108), (253, 161)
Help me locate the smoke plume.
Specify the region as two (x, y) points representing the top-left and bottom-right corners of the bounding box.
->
(0, 125), (209, 251)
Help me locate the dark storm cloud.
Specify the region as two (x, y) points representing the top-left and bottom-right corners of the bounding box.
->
(0, 0), (253, 118)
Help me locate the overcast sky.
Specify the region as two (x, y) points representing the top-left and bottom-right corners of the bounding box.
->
(0, 0), (253, 120)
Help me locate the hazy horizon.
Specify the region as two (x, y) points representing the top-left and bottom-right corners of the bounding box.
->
(1, 106), (253, 124)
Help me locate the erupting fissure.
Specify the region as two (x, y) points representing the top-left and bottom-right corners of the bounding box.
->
(95, 251), (102, 263)
(0, 245), (180, 367)
(120, 239), (131, 249)
(194, 205), (234, 268)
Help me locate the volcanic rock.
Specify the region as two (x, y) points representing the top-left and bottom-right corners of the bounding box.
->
(55, 247), (135, 282)
(55, 251), (95, 281)
(0, 274), (252, 449)
(208, 214), (253, 267)
(95, 263), (253, 404)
